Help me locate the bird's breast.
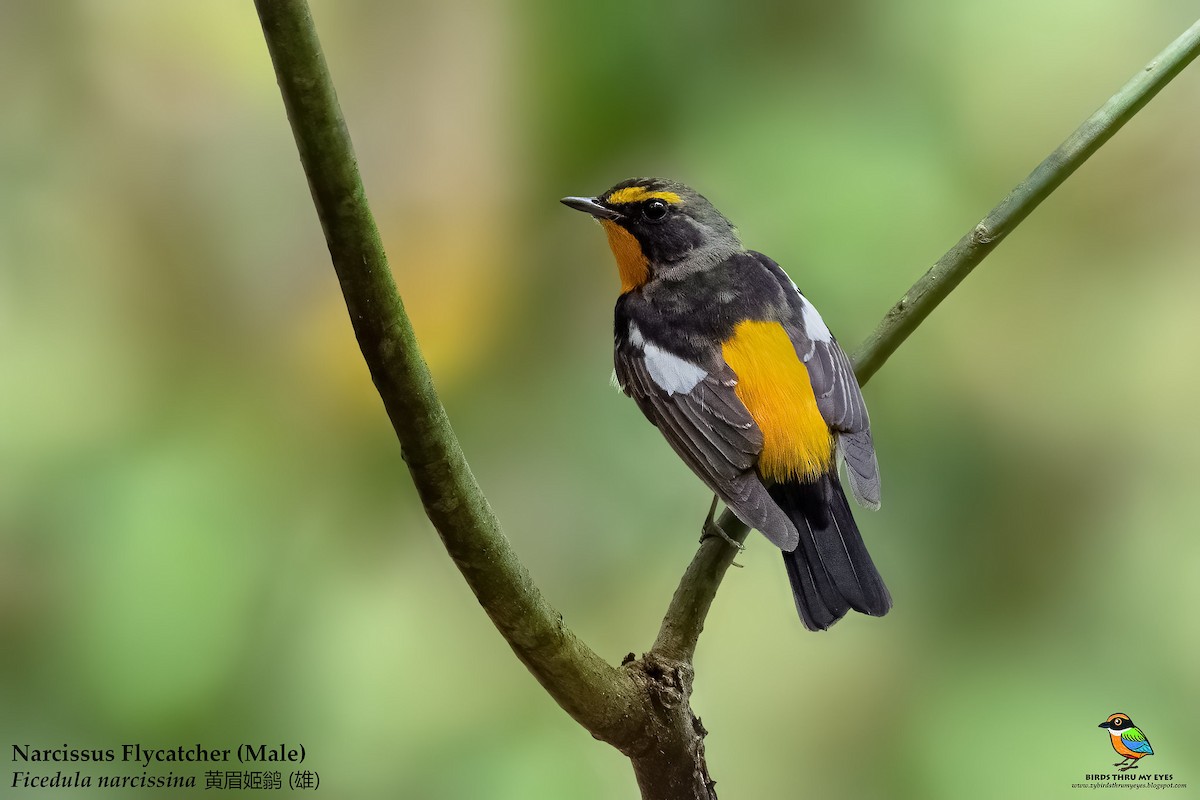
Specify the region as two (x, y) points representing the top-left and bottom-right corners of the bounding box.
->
(1110, 732), (1137, 757)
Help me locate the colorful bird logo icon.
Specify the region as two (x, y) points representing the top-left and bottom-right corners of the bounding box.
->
(1098, 713), (1154, 771)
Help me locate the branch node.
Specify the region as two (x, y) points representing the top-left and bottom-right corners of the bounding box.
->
(972, 222), (996, 244)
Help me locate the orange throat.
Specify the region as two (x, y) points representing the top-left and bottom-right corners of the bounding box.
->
(721, 320), (834, 482)
(600, 220), (649, 293)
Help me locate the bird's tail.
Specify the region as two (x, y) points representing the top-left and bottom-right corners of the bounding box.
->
(769, 473), (892, 631)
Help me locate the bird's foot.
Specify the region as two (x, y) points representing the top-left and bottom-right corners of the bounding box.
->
(700, 495), (744, 551)
(1119, 763), (1139, 772)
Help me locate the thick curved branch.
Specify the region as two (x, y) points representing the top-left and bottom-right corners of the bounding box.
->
(254, 0), (642, 745)
(256, 2), (1198, 794)
(652, 16), (1200, 662)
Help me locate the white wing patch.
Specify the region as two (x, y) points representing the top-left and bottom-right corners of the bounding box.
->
(628, 323), (707, 395)
(782, 275), (833, 346)
(799, 295), (832, 344)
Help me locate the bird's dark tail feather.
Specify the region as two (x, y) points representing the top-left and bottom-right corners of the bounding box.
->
(769, 473), (891, 631)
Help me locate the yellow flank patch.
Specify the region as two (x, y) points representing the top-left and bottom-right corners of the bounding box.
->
(721, 320), (834, 482)
(605, 186), (683, 206)
(600, 219), (650, 293)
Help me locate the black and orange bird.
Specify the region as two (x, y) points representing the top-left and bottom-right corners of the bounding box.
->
(563, 178), (891, 630)
(1098, 713), (1154, 771)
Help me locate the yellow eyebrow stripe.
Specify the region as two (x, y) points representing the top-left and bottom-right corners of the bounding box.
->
(605, 187), (683, 205)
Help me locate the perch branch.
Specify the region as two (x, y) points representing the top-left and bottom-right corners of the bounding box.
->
(256, 1), (1200, 795)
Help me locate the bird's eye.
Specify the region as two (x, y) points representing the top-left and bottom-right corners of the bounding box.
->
(643, 199), (669, 221)
(1113, 719), (1122, 727)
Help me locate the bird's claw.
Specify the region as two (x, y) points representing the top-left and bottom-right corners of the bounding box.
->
(700, 495), (745, 552)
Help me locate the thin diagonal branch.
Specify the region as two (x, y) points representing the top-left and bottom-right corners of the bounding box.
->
(254, 0), (642, 746)
(651, 16), (1200, 663)
(854, 17), (1200, 384)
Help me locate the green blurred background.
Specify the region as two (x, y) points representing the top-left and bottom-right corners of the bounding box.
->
(3, 1), (1199, 797)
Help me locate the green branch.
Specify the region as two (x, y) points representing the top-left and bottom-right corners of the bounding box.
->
(255, 1), (1200, 796)
(254, 0), (643, 747)
(650, 15), (1200, 664)
(853, 17), (1200, 383)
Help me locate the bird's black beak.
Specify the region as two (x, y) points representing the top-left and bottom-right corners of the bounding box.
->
(1098, 722), (1111, 729)
(561, 196), (621, 220)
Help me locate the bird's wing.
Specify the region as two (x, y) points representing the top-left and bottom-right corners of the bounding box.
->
(752, 252), (881, 509)
(1121, 728), (1154, 755)
(615, 340), (799, 550)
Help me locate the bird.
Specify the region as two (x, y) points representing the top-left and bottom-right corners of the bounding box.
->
(562, 177), (891, 630)
(1098, 713), (1154, 771)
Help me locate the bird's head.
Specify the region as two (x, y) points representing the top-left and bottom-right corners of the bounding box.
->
(561, 177), (741, 293)
(1099, 713), (1134, 731)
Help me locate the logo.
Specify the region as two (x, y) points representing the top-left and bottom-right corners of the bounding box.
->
(1097, 712), (1153, 772)
(1071, 712), (1187, 791)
